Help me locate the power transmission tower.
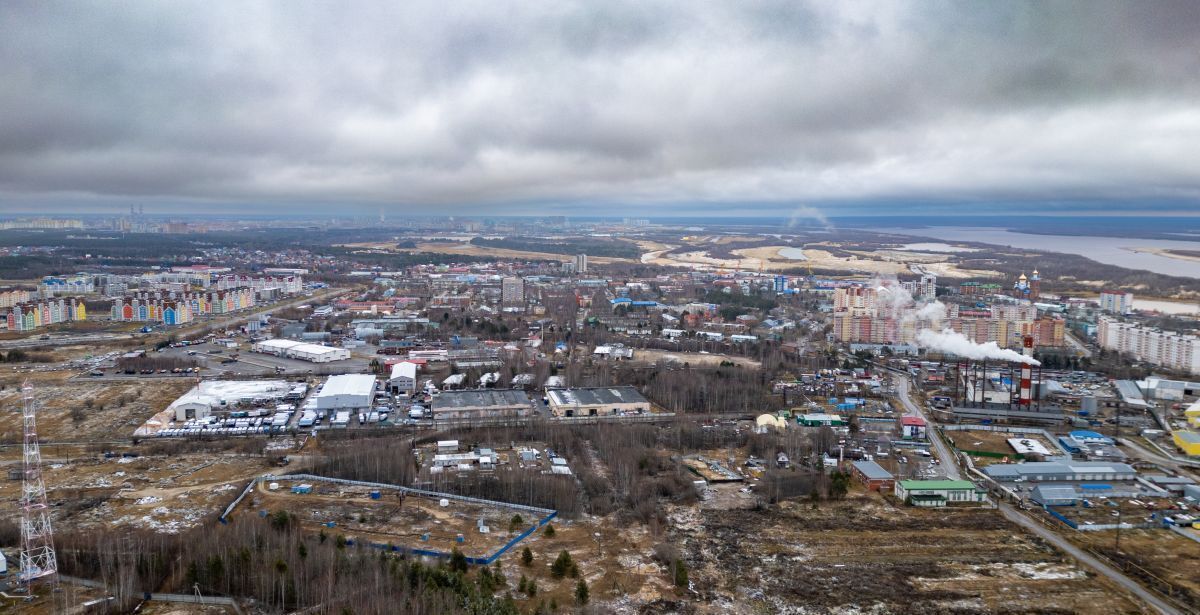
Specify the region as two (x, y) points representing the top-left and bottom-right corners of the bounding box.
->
(19, 380), (58, 588)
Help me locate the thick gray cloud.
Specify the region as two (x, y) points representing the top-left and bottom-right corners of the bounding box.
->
(1, 1), (1198, 213)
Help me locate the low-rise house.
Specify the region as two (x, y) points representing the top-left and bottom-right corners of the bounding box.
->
(895, 480), (987, 507)
(851, 460), (895, 491)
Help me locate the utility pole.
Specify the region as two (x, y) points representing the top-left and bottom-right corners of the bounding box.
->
(1115, 503), (1123, 554)
(19, 381), (58, 591)
(1114, 401), (1122, 442)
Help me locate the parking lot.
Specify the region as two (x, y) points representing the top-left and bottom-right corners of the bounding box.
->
(94, 339), (374, 379)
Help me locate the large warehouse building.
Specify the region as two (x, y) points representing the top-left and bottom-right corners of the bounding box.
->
(314, 374), (377, 410)
(982, 461), (1137, 483)
(546, 386), (649, 417)
(432, 389), (532, 423)
(252, 338), (350, 363)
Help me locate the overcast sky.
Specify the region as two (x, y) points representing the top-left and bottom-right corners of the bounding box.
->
(1, 1), (1199, 216)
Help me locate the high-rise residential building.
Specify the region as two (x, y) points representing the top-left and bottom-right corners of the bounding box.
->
(918, 274), (937, 300)
(1097, 315), (1199, 374)
(574, 253), (588, 274)
(501, 276), (525, 305)
(1098, 290), (1134, 315)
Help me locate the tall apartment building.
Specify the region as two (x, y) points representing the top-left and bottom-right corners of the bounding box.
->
(1097, 316), (1199, 375)
(1098, 290), (1134, 315)
(901, 275), (938, 301)
(574, 253), (588, 274)
(831, 288), (1063, 347)
(501, 276), (525, 305)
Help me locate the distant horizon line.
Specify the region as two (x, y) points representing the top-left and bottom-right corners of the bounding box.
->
(0, 211), (1198, 221)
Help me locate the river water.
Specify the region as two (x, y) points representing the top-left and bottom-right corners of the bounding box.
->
(880, 227), (1200, 279)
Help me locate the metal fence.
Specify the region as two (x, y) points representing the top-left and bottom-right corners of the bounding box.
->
(217, 472), (558, 565)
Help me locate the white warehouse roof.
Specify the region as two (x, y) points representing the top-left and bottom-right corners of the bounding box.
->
(318, 374), (377, 399)
(390, 361), (418, 381)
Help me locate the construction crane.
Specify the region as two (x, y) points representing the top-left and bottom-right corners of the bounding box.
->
(18, 380), (58, 590)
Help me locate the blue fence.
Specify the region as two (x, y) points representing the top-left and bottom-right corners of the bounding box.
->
(1043, 505), (1078, 529)
(347, 510), (558, 565)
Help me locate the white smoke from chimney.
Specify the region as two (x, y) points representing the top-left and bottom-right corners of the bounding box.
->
(917, 328), (1040, 365)
(913, 300), (946, 322)
(872, 276), (913, 320)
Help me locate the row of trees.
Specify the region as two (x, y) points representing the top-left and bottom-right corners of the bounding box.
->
(55, 514), (520, 614)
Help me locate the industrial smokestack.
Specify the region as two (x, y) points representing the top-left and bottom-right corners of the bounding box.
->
(1019, 335), (1034, 407)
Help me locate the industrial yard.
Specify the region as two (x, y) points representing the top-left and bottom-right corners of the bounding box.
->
(945, 428), (1063, 460)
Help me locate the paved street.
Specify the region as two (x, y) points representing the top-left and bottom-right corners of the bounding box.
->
(895, 376), (961, 480)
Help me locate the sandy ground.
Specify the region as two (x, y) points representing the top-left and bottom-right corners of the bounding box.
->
(644, 242), (998, 278)
(1129, 247), (1200, 263)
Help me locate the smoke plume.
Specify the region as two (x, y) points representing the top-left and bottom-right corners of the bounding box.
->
(786, 205), (831, 230)
(913, 300), (947, 321)
(916, 328), (1040, 365)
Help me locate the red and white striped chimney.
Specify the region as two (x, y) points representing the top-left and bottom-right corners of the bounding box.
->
(1019, 335), (1034, 407)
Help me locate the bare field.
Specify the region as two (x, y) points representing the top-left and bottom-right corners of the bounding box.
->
(0, 375), (190, 443)
(506, 516), (675, 610)
(674, 495), (1152, 613)
(0, 452), (273, 535)
(1073, 529), (1200, 609)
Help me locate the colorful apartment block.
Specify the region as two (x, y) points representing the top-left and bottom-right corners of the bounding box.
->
(4, 297), (87, 331)
(111, 287), (256, 325)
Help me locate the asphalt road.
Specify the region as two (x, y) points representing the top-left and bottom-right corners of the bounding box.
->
(999, 503), (1181, 615)
(0, 332), (135, 349)
(1064, 330), (1094, 358)
(895, 376), (961, 480)
(1118, 436), (1200, 472)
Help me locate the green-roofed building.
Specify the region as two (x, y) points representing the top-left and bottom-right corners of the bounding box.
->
(895, 479), (987, 507)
